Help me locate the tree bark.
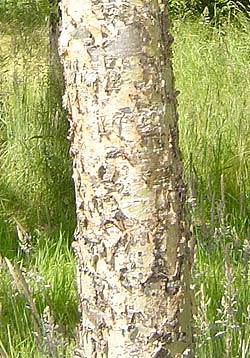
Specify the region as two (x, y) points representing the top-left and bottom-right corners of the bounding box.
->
(59, 0), (193, 357)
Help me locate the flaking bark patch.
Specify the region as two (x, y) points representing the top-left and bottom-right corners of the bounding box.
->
(59, 0), (193, 356)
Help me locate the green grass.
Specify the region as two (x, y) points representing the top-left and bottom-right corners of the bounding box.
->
(0, 9), (77, 356)
(174, 16), (250, 234)
(0, 19), (75, 235)
(0, 232), (79, 357)
(0, 2), (250, 357)
(0, 0), (51, 30)
(173, 13), (250, 357)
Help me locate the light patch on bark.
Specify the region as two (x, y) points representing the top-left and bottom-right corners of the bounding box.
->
(59, 0), (193, 356)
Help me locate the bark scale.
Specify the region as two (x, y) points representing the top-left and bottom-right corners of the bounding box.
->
(59, 0), (193, 357)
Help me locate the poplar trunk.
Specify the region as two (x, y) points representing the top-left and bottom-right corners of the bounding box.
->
(59, 0), (193, 356)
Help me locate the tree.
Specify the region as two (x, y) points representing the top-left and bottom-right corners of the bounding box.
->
(59, 0), (193, 357)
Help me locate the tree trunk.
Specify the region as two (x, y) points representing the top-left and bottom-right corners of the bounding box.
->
(59, 0), (193, 357)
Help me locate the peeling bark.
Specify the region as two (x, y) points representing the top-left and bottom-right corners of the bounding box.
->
(59, 0), (193, 356)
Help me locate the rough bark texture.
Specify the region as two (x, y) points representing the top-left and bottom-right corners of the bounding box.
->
(59, 0), (193, 357)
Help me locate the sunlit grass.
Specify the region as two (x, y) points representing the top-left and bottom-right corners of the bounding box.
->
(173, 15), (250, 357)
(0, 22), (75, 234)
(0, 232), (78, 357)
(174, 17), (250, 234)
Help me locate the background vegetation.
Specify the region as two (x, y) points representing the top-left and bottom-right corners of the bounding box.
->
(0, 0), (249, 357)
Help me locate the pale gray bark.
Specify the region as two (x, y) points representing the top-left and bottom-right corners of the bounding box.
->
(59, 0), (194, 357)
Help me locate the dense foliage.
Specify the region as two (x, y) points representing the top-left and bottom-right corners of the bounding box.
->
(169, 0), (249, 18)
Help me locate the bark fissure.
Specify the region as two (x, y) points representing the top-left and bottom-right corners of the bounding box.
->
(59, 0), (193, 356)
